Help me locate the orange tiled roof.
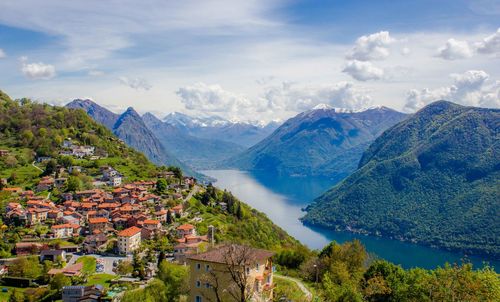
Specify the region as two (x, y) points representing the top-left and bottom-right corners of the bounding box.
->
(177, 223), (194, 230)
(88, 217), (108, 224)
(143, 219), (160, 225)
(117, 226), (142, 237)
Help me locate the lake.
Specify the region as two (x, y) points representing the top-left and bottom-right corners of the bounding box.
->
(202, 169), (499, 271)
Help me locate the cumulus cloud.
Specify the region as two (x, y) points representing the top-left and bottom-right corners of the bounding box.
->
(177, 82), (254, 113)
(347, 31), (395, 61)
(119, 76), (152, 90)
(262, 81), (372, 112)
(404, 70), (499, 111)
(342, 60), (384, 81)
(20, 57), (56, 80)
(476, 28), (500, 56)
(436, 38), (474, 60)
(0, 48), (5, 58)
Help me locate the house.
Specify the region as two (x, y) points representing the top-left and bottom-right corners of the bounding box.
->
(173, 235), (209, 263)
(55, 178), (68, 188)
(0, 149), (10, 156)
(62, 139), (73, 148)
(2, 187), (23, 194)
(171, 204), (183, 216)
(48, 262), (84, 277)
(187, 245), (275, 302)
(88, 217), (110, 234)
(71, 145), (95, 158)
(52, 224), (80, 239)
(62, 285), (103, 302)
(40, 249), (66, 262)
(26, 208), (49, 225)
(117, 226), (142, 254)
(15, 242), (47, 255)
(109, 175), (122, 187)
(37, 176), (55, 191)
(177, 223), (195, 238)
(83, 234), (108, 254)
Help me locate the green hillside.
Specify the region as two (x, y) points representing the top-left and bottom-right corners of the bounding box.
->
(303, 101), (500, 258)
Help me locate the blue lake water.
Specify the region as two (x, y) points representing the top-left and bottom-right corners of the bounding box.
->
(202, 169), (499, 271)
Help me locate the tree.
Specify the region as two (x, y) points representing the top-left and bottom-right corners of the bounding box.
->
(65, 176), (82, 192)
(8, 256), (43, 279)
(4, 155), (18, 168)
(236, 202), (243, 220)
(157, 260), (189, 301)
(50, 273), (71, 292)
(116, 260), (134, 276)
(42, 159), (57, 176)
(156, 178), (167, 194)
(166, 209), (173, 224)
(132, 251), (146, 279)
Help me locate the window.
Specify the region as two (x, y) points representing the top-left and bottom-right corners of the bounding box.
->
(205, 264), (210, 272)
(196, 263), (201, 270)
(205, 282), (210, 288)
(196, 280), (201, 288)
(195, 296), (202, 302)
(255, 263), (259, 271)
(246, 267), (250, 274)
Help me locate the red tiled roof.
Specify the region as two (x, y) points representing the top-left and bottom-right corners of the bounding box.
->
(117, 226), (142, 237)
(177, 223), (194, 230)
(88, 217), (108, 224)
(143, 219), (160, 225)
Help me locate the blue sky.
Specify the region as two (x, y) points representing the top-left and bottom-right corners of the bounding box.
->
(0, 0), (498, 122)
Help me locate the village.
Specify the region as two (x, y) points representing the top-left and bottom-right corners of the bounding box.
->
(0, 139), (276, 302)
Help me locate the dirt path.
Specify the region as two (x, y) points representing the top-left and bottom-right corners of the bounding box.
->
(274, 274), (313, 301)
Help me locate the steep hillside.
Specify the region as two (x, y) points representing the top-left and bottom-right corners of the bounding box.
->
(143, 113), (244, 169)
(303, 101), (500, 257)
(66, 99), (119, 129)
(225, 105), (407, 179)
(0, 92), (161, 185)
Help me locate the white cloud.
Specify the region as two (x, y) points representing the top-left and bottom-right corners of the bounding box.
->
(119, 76), (152, 90)
(404, 70), (498, 111)
(476, 28), (500, 56)
(261, 81), (372, 112)
(342, 60), (384, 81)
(177, 82), (254, 114)
(401, 47), (411, 56)
(436, 38), (473, 60)
(20, 57), (56, 80)
(347, 31), (395, 61)
(0, 48), (5, 58)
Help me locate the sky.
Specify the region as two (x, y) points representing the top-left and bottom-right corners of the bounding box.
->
(0, 0), (499, 123)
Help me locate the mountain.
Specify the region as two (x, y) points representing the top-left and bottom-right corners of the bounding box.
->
(66, 99), (201, 178)
(224, 105), (407, 179)
(66, 99), (119, 129)
(163, 112), (280, 147)
(142, 113), (244, 169)
(303, 101), (500, 257)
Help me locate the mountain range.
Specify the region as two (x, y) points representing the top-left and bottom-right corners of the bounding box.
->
(163, 112), (280, 148)
(303, 101), (500, 257)
(224, 104), (407, 179)
(66, 99), (202, 178)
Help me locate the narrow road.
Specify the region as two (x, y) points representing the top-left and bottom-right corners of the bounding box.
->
(32, 161), (43, 172)
(183, 184), (200, 203)
(274, 274), (313, 301)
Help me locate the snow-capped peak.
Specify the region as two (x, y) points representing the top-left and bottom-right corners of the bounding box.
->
(312, 103), (334, 110)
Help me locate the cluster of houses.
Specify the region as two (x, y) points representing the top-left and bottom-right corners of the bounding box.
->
(60, 139), (97, 159)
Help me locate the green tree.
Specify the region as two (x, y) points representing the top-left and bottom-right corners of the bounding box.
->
(65, 176), (82, 192)
(132, 251), (146, 279)
(8, 256), (43, 279)
(156, 178), (167, 194)
(157, 260), (189, 301)
(50, 273), (71, 291)
(116, 261), (134, 276)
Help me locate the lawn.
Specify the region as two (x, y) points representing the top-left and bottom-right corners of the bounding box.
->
(273, 275), (312, 302)
(85, 273), (118, 289)
(0, 286), (29, 302)
(76, 256), (97, 274)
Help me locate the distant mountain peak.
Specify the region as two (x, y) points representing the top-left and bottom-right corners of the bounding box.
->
(312, 103), (335, 110)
